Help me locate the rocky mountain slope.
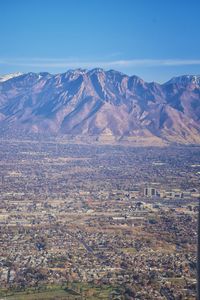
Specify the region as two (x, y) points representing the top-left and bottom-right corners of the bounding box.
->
(0, 69), (200, 144)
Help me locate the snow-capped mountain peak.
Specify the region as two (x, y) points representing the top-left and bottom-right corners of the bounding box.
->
(165, 75), (200, 85)
(0, 72), (23, 82)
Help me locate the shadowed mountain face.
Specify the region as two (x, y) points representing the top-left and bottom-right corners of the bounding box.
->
(0, 69), (200, 144)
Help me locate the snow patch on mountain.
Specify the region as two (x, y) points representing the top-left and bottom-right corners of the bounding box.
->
(0, 72), (23, 82)
(165, 75), (200, 85)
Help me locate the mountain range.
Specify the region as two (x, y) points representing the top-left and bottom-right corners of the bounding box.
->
(0, 69), (200, 145)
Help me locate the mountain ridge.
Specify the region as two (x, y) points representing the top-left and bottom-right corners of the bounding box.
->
(0, 69), (200, 145)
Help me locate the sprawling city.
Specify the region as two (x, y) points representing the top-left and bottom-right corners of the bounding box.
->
(0, 138), (199, 299)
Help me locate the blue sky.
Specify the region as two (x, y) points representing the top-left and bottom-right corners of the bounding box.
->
(0, 0), (200, 82)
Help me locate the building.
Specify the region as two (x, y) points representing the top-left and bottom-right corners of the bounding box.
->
(144, 187), (157, 198)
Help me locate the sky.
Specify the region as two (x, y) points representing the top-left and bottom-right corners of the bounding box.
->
(0, 0), (200, 82)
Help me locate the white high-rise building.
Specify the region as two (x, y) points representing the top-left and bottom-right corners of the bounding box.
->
(144, 187), (157, 198)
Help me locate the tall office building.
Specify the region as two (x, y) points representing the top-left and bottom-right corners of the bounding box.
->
(144, 187), (157, 198)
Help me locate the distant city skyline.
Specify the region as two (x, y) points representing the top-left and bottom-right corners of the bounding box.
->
(1, 0), (200, 82)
